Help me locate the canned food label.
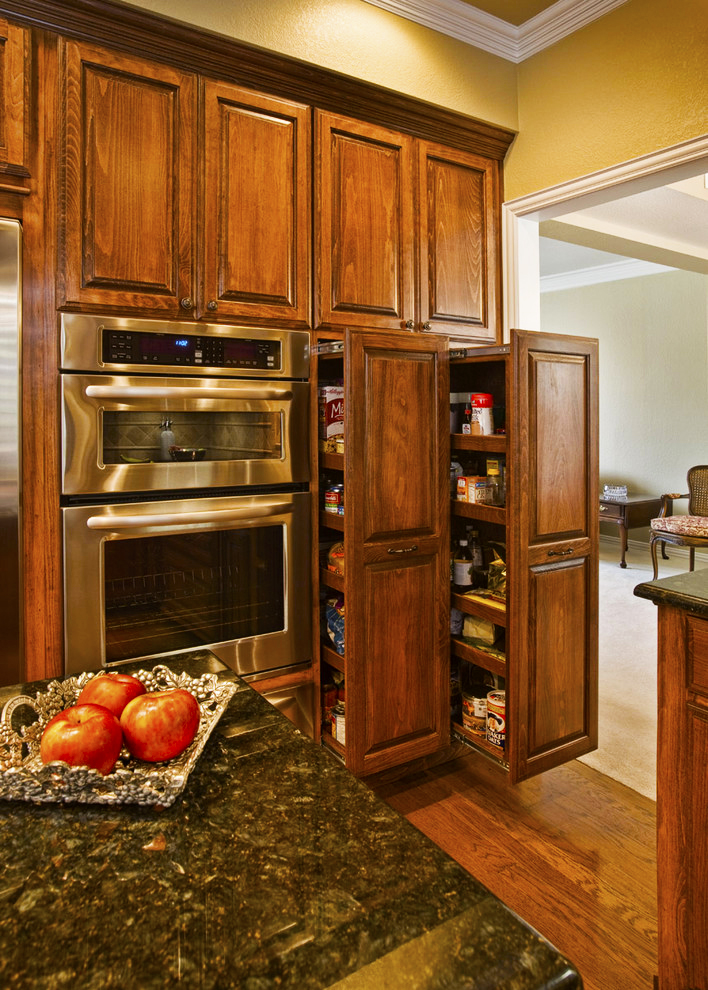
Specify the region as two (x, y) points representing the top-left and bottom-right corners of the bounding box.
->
(486, 690), (506, 750)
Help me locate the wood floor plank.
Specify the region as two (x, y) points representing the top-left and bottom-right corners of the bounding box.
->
(369, 754), (657, 990)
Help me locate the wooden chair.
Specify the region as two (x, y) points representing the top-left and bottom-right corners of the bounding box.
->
(650, 465), (708, 579)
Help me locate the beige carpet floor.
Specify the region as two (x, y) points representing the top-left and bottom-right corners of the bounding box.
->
(578, 539), (707, 800)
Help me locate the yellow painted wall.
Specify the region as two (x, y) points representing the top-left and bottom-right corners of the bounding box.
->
(507, 0), (708, 199)
(123, 0), (707, 201)
(122, 0), (519, 132)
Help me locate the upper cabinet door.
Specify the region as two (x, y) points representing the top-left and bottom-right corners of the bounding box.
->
(0, 19), (29, 187)
(59, 40), (196, 314)
(315, 111), (416, 331)
(201, 81), (311, 327)
(417, 141), (501, 343)
(509, 329), (599, 783)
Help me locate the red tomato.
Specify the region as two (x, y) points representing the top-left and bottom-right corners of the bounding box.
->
(40, 704), (123, 776)
(76, 672), (146, 718)
(120, 689), (200, 762)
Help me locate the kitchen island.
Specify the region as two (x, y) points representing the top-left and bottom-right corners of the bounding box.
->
(634, 570), (708, 989)
(0, 651), (582, 989)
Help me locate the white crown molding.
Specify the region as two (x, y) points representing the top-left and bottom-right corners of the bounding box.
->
(361, 0), (630, 62)
(541, 258), (676, 293)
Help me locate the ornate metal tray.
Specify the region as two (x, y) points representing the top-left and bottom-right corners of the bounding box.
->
(0, 665), (237, 807)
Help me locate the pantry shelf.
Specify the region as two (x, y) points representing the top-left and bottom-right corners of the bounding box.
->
(451, 433), (506, 453)
(320, 510), (344, 532)
(451, 637), (506, 679)
(320, 567), (344, 594)
(451, 500), (505, 525)
(451, 591), (506, 627)
(321, 643), (345, 675)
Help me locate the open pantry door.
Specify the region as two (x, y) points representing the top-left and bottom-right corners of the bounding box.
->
(508, 328), (599, 783)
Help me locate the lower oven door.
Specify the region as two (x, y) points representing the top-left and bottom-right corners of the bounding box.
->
(62, 491), (311, 677)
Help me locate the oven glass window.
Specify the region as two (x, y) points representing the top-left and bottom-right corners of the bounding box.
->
(103, 526), (285, 663)
(101, 410), (282, 465)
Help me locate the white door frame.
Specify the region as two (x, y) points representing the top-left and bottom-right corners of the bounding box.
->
(502, 134), (708, 337)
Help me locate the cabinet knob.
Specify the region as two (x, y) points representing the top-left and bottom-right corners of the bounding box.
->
(405, 320), (415, 330)
(422, 322), (432, 331)
(206, 300), (218, 311)
(180, 297), (194, 310)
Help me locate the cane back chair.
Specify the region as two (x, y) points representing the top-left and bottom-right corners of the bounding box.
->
(650, 465), (708, 579)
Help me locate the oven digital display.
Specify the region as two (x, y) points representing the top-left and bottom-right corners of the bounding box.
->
(102, 329), (280, 370)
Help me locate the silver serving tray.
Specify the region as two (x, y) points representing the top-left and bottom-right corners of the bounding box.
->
(0, 665), (237, 807)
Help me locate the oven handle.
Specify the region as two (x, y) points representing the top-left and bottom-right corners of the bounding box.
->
(86, 501), (293, 531)
(84, 384), (294, 401)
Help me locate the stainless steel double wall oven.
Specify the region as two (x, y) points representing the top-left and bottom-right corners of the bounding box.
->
(60, 314), (312, 713)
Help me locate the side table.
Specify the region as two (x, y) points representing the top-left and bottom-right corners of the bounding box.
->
(599, 494), (669, 567)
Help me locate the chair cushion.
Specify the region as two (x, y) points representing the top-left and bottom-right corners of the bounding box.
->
(651, 516), (708, 537)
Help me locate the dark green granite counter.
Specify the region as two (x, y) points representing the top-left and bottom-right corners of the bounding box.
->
(0, 651), (582, 989)
(634, 567), (708, 615)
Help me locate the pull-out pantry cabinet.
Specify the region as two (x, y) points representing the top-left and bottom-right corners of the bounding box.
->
(450, 330), (599, 782)
(316, 328), (598, 782)
(316, 328), (451, 776)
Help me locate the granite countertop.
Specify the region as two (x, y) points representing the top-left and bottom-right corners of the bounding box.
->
(634, 567), (708, 616)
(0, 651), (582, 989)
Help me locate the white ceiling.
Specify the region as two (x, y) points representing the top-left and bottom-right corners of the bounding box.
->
(540, 174), (708, 289)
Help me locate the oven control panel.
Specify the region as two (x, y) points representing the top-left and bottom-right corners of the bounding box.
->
(103, 329), (280, 371)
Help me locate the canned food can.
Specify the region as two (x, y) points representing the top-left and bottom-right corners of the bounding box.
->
(331, 701), (346, 744)
(462, 692), (487, 737)
(324, 485), (344, 514)
(486, 690), (506, 750)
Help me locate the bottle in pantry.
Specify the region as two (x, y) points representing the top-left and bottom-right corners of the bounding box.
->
(453, 539), (474, 593)
(486, 458), (504, 506)
(468, 529), (483, 582)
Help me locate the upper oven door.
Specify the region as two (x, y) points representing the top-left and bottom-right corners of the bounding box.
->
(61, 374), (310, 495)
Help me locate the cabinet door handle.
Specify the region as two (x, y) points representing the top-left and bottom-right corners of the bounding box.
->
(547, 548), (573, 557)
(206, 300), (218, 311)
(422, 322), (431, 331)
(180, 296), (194, 310)
(405, 320), (415, 330)
(387, 545), (418, 554)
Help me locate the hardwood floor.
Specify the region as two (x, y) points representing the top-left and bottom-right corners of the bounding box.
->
(369, 753), (657, 990)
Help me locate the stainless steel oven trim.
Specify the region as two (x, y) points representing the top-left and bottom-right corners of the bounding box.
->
(60, 313), (310, 379)
(61, 373), (310, 495)
(63, 490), (312, 678)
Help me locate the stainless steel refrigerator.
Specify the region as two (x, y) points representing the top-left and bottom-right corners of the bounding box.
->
(0, 218), (21, 687)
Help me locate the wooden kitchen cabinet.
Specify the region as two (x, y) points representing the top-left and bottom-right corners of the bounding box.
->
(59, 39), (196, 314)
(316, 327), (450, 777)
(315, 112), (500, 342)
(315, 113), (416, 333)
(418, 141), (500, 343)
(199, 80), (310, 326)
(59, 42), (311, 325)
(450, 330), (599, 782)
(0, 18), (30, 191)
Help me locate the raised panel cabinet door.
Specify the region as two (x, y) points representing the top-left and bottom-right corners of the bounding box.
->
(344, 328), (450, 775)
(509, 329), (599, 782)
(315, 111), (415, 330)
(59, 40), (196, 313)
(0, 19), (29, 183)
(417, 142), (501, 343)
(201, 81), (311, 326)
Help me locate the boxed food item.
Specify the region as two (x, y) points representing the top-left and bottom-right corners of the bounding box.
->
(318, 384), (344, 452)
(456, 476), (492, 504)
